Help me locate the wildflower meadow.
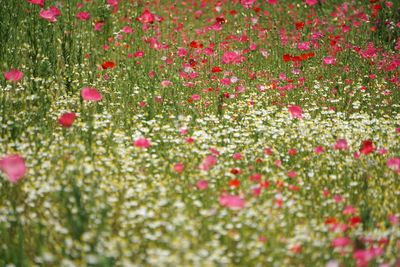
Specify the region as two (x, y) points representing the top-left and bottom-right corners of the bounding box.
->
(1, 0), (400, 266)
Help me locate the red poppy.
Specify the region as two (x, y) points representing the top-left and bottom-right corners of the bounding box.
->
(102, 61), (116, 69)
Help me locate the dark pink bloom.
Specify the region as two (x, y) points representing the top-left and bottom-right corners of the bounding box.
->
(333, 194), (343, 203)
(3, 69), (23, 82)
(353, 247), (383, 267)
(191, 94), (201, 101)
(314, 146), (324, 154)
(334, 139), (348, 150)
(388, 214), (398, 225)
(305, 0), (318, 5)
(27, 0), (44, 7)
(107, 0), (119, 6)
(134, 137), (151, 149)
(39, 6), (61, 22)
(331, 237), (351, 248)
(122, 26), (133, 33)
(137, 9), (155, 24)
(343, 205), (356, 215)
(161, 80), (172, 87)
(173, 162), (184, 173)
(288, 105), (303, 119)
(199, 155), (217, 171)
(81, 87), (102, 101)
(58, 112), (76, 128)
(222, 51), (245, 65)
(323, 56), (336, 65)
(360, 43), (377, 59)
(196, 180), (208, 190)
(232, 153), (242, 160)
(297, 42), (311, 51)
(76, 11), (90, 21)
(359, 140), (375, 155)
(94, 21), (106, 31)
(387, 157), (400, 173)
(240, 0), (256, 9)
(0, 154), (27, 183)
(219, 194), (245, 210)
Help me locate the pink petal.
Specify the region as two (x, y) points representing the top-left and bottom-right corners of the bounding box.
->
(0, 154), (27, 183)
(134, 137), (151, 149)
(196, 180), (208, 190)
(288, 105), (303, 119)
(81, 87), (103, 101)
(58, 112), (77, 128)
(3, 69), (23, 82)
(219, 194), (246, 210)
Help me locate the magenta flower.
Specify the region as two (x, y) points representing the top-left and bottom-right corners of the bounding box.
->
(331, 237), (351, 248)
(137, 9), (155, 24)
(0, 154), (27, 183)
(3, 69), (23, 82)
(58, 112), (77, 128)
(199, 155), (217, 171)
(334, 139), (348, 150)
(323, 56), (336, 65)
(173, 162), (184, 173)
(288, 105), (303, 119)
(240, 0), (256, 9)
(387, 157), (400, 173)
(219, 194), (246, 210)
(81, 87), (102, 102)
(305, 0), (318, 6)
(222, 51), (245, 65)
(76, 11), (91, 21)
(134, 137), (151, 149)
(27, 0), (44, 7)
(196, 180), (208, 190)
(39, 6), (61, 22)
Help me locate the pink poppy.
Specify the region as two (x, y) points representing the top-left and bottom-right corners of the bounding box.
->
(3, 69), (23, 82)
(331, 237), (351, 248)
(134, 137), (151, 149)
(232, 153), (242, 160)
(107, 0), (119, 6)
(27, 0), (44, 7)
(305, 0), (318, 5)
(334, 139), (348, 150)
(240, 0), (256, 9)
(137, 9), (155, 24)
(222, 51), (245, 65)
(191, 94), (201, 101)
(288, 105), (303, 119)
(323, 56), (336, 65)
(39, 6), (61, 23)
(58, 112), (77, 128)
(161, 80), (172, 87)
(196, 180), (208, 190)
(359, 140), (375, 155)
(219, 194), (246, 210)
(76, 11), (91, 21)
(94, 21), (106, 31)
(0, 154), (27, 183)
(297, 42), (311, 51)
(81, 87), (102, 101)
(199, 155), (217, 171)
(173, 162), (184, 173)
(387, 157), (400, 173)
(122, 26), (133, 34)
(314, 146), (324, 154)
(343, 205), (356, 215)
